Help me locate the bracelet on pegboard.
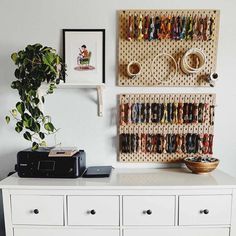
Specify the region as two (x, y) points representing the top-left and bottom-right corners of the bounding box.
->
(120, 101), (213, 125)
(126, 14), (214, 42)
(119, 132), (214, 155)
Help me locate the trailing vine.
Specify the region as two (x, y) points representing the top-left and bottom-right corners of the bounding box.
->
(5, 44), (66, 150)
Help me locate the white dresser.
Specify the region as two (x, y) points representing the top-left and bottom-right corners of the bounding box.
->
(0, 168), (236, 236)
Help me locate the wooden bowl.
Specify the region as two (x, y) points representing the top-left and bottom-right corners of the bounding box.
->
(184, 157), (219, 174)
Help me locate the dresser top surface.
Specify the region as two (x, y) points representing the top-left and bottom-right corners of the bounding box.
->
(0, 168), (236, 190)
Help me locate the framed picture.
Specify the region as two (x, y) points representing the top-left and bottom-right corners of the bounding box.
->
(63, 29), (105, 85)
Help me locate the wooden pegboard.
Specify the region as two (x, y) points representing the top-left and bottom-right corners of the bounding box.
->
(119, 93), (216, 163)
(118, 9), (220, 87)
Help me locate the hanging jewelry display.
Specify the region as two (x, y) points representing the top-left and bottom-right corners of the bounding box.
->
(119, 93), (216, 163)
(118, 9), (220, 87)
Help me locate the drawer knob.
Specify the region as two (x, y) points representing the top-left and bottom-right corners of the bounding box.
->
(89, 209), (96, 215)
(33, 209), (39, 215)
(200, 209), (209, 215)
(143, 209), (152, 215)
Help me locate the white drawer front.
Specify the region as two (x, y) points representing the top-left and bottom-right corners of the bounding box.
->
(14, 228), (119, 236)
(11, 195), (64, 226)
(123, 196), (175, 226)
(67, 196), (119, 226)
(179, 195), (232, 225)
(124, 228), (229, 236)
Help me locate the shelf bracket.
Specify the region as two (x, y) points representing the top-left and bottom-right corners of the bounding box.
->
(97, 85), (104, 117)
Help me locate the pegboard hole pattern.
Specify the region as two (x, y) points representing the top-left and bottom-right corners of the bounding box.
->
(119, 93), (215, 163)
(118, 9), (220, 87)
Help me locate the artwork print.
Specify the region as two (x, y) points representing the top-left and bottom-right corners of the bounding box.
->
(63, 29), (105, 85)
(75, 44), (95, 71)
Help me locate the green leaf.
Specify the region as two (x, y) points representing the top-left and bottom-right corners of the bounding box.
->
(11, 53), (18, 63)
(32, 97), (40, 105)
(39, 132), (45, 139)
(32, 107), (41, 119)
(32, 122), (40, 133)
(23, 131), (32, 141)
(16, 121), (23, 128)
(22, 113), (31, 121)
(32, 142), (39, 151)
(22, 114), (33, 129)
(14, 69), (20, 78)
(56, 56), (60, 65)
(42, 52), (54, 65)
(16, 102), (25, 115)
(15, 126), (23, 133)
(5, 116), (10, 124)
(15, 121), (23, 133)
(11, 81), (21, 89)
(50, 83), (56, 89)
(28, 90), (36, 97)
(44, 122), (55, 132)
(11, 109), (18, 118)
(40, 141), (47, 147)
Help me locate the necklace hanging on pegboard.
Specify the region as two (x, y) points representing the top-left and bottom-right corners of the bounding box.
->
(118, 9), (220, 87)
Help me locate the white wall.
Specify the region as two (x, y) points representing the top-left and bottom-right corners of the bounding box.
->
(1, 0), (236, 234)
(0, 0), (236, 176)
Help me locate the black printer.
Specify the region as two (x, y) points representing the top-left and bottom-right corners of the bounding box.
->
(16, 148), (86, 178)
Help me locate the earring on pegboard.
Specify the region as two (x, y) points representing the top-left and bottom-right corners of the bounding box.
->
(137, 126), (141, 153)
(131, 101), (137, 124)
(154, 16), (160, 40)
(134, 14), (139, 40)
(203, 95), (208, 124)
(198, 95), (204, 123)
(209, 127), (214, 155)
(137, 96), (142, 124)
(144, 14), (149, 40)
(127, 96), (132, 124)
(178, 100), (184, 124)
(176, 126), (183, 154)
(182, 127), (187, 154)
(209, 16), (214, 41)
(167, 102), (173, 124)
(188, 102), (193, 123)
(141, 128), (146, 153)
(148, 16), (155, 41)
(161, 96), (168, 124)
(202, 126), (209, 154)
(192, 14), (198, 41)
(162, 126), (167, 154)
(141, 99), (146, 124)
(202, 14), (208, 41)
(173, 100), (178, 124)
(186, 15), (193, 41)
(209, 104), (215, 126)
(120, 101), (126, 126)
(127, 14), (133, 41)
(138, 14), (144, 41)
(146, 95), (151, 123)
(183, 96), (189, 124)
(192, 95), (198, 124)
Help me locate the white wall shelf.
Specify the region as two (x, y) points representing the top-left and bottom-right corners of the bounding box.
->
(57, 83), (105, 117)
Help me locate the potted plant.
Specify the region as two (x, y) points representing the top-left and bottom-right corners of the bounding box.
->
(5, 43), (66, 150)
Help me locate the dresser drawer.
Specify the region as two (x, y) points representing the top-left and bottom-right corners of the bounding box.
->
(11, 195), (64, 225)
(67, 196), (119, 226)
(123, 196), (175, 226)
(124, 228), (230, 236)
(179, 195), (232, 225)
(14, 228), (119, 236)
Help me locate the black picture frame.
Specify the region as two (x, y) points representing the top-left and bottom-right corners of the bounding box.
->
(63, 29), (105, 85)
